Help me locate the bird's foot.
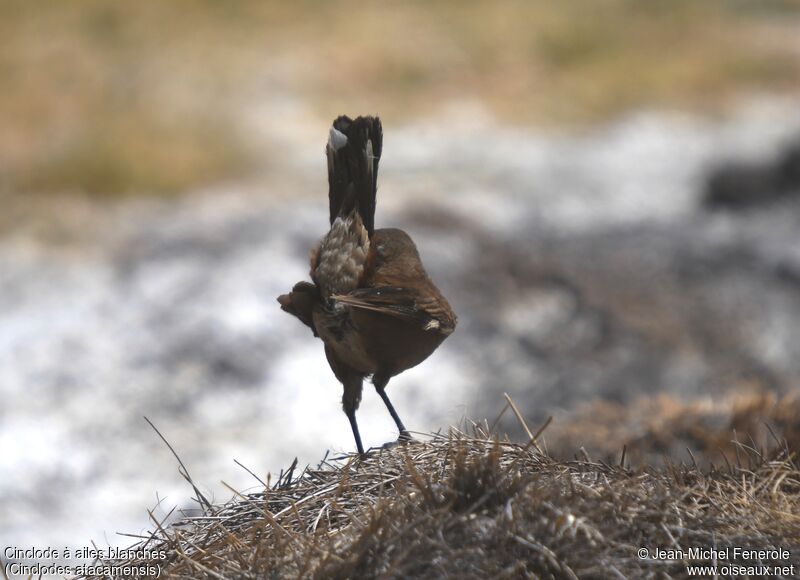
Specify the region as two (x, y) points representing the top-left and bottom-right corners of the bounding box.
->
(374, 431), (414, 452)
(355, 433), (415, 458)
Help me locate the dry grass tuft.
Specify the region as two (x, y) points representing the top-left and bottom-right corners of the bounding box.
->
(99, 416), (800, 579)
(549, 391), (800, 467)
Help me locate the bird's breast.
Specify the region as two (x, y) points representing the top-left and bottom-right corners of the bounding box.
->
(312, 305), (377, 374)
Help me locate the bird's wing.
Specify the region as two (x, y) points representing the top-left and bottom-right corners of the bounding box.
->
(332, 286), (455, 334)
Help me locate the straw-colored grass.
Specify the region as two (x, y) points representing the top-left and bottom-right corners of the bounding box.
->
(547, 391), (800, 467)
(2, 1), (800, 197)
(97, 394), (800, 578)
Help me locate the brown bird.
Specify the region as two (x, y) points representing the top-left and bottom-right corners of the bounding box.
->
(278, 115), (456, 456)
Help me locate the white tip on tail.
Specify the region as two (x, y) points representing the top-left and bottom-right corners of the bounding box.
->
(329, 127), (348, 151)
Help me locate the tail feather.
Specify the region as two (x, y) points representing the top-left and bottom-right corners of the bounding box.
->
(326, 115), (382, 237)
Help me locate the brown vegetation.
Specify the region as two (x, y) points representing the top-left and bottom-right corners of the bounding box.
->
(548, 391), (800, 467)
(3, 1), (800, 197)
(101, 395), (800, 578)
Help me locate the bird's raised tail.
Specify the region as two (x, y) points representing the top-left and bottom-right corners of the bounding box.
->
(326, 115), (383, 237)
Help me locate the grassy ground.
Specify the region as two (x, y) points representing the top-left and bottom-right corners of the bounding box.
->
(547, 391), (800, 468)
(99, 391), (800, 578)
(1, 0), (799, 197)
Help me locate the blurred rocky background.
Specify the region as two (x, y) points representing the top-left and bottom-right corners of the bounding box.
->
(2, 0), (800, 552)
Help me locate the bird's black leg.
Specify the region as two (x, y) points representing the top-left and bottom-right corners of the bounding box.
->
(325, 345), (367, 457)
(345, 406), (366, 457)
(342, 378), (366, 457)
(373, 374), (410, 440)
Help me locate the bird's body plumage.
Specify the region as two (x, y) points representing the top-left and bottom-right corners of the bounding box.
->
(278, 115), (456, 455)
